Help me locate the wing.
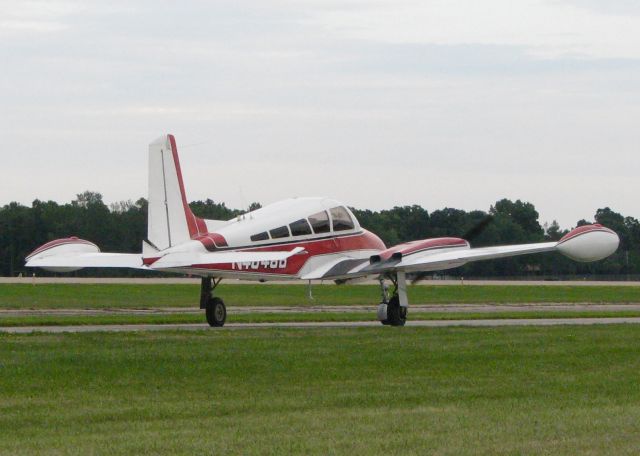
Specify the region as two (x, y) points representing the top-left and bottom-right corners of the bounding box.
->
(26, 237), (146, 272)
(311, 225), (619, 281)
(305, 241), (557, 281)
(380, 241), (557, 273)
(24, 237), (145, 272)
(26, 253), (145, 270)
(148, 247), (306, 269)
(25, 237), (305, 273)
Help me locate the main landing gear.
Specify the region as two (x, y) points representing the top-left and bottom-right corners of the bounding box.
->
(200, 277), (226, 327)
(376, 272), (409, 327)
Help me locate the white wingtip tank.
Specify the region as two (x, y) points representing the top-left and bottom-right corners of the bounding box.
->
(25, 237), (99, 272)
(556, 224), (620, 262)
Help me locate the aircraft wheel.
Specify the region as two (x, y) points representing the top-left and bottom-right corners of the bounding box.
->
(377, 303), (390, 325)
(386, 295), (407, 327)
(206, 297), (226, 327)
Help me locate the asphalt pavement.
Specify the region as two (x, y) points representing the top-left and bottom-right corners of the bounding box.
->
(3, 317), (640, 333)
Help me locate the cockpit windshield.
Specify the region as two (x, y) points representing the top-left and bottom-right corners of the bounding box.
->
(308, 210), (330, 234)
(330, 206), (354, 231)
(248, 204), (357, 243)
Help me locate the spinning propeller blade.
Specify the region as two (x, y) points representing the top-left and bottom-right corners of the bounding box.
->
(461, 214), (494, 243)
(410, 214), (494, 285)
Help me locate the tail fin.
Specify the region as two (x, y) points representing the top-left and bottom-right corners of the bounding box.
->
(147, 135), (205, 251)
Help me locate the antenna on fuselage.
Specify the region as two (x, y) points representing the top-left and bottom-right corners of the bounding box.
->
(307, 280), (314, 301)
(238, 185), (249, 220)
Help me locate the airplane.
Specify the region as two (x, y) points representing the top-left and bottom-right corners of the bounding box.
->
(25, 134), (620, 327)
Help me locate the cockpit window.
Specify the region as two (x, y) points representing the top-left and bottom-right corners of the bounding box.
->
(250, 232), (269, 242)
(290, 219), (312, 236)
(330, 206), (354, 231)
(269, 226), (290, 239)
(308, 210), (330, 234)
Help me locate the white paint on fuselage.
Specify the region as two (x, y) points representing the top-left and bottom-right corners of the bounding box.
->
(297, 248), (381, 279)
(151, 197), (377, 280)
(212, 197), (360, 249)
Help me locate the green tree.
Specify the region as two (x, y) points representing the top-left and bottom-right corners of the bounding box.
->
(593, 208), (630, 274)
(490, 199), (544, 240)
(0, 193), (636, 278)
(190, 199), (242, 220)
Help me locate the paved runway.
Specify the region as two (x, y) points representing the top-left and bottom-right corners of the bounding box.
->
(3, 317), (640, 334)
(3, 303), (640, 317)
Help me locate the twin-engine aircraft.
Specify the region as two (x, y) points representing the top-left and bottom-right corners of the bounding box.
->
(26, 135), (620, 327)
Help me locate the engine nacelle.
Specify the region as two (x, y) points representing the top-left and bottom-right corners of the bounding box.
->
(25, 237), (100, 272)
(556, 225), (619, 262)
(370, 237), (469, 263)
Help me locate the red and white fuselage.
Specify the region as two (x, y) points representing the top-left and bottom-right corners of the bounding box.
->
(144, 196), (388, 280)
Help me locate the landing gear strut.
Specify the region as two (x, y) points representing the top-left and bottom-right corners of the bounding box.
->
(200, 277), (226, 327)
(377, 272), (408, 327)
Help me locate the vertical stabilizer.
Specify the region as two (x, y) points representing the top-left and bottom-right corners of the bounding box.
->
(147, 134), (202, 251)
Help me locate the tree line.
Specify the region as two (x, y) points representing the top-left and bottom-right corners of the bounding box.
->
(1, 191), (638, 278)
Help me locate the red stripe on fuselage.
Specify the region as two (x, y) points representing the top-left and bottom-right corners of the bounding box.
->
(194, 233), (229, 250)
(189, 230), (385, 276)
(195, 217), (207, 235)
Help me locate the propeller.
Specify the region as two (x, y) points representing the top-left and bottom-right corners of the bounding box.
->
(410, 214), (494, 285)
(461, 214), (494, 243)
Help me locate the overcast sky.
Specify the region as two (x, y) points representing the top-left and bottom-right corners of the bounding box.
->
(1, 0), (638, 228)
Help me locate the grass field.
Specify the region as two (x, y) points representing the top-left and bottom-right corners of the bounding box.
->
(1, 283), (640, 309)
(2, 326), (640, 455)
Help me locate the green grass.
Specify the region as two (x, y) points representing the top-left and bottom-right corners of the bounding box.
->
(1, 283), (640, 309)
(2, 326), (640, 454)
(3, 310), (640, 327)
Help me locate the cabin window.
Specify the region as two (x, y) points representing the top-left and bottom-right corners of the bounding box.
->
(269, 226), (290, 239)
(308, 210), (330, 234)
(290, 219), (312, 236)
(250, 232), (269, 242)
(330, 206), (354, 231)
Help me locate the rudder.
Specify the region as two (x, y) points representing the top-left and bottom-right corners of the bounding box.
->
(147, 134), (203, 251)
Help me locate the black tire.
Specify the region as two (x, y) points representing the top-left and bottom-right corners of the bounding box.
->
(206, 297), (226, 327)
(386, 295), (407, 327)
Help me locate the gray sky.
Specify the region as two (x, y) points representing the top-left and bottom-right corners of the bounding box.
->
(1, 0), (639, 228)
